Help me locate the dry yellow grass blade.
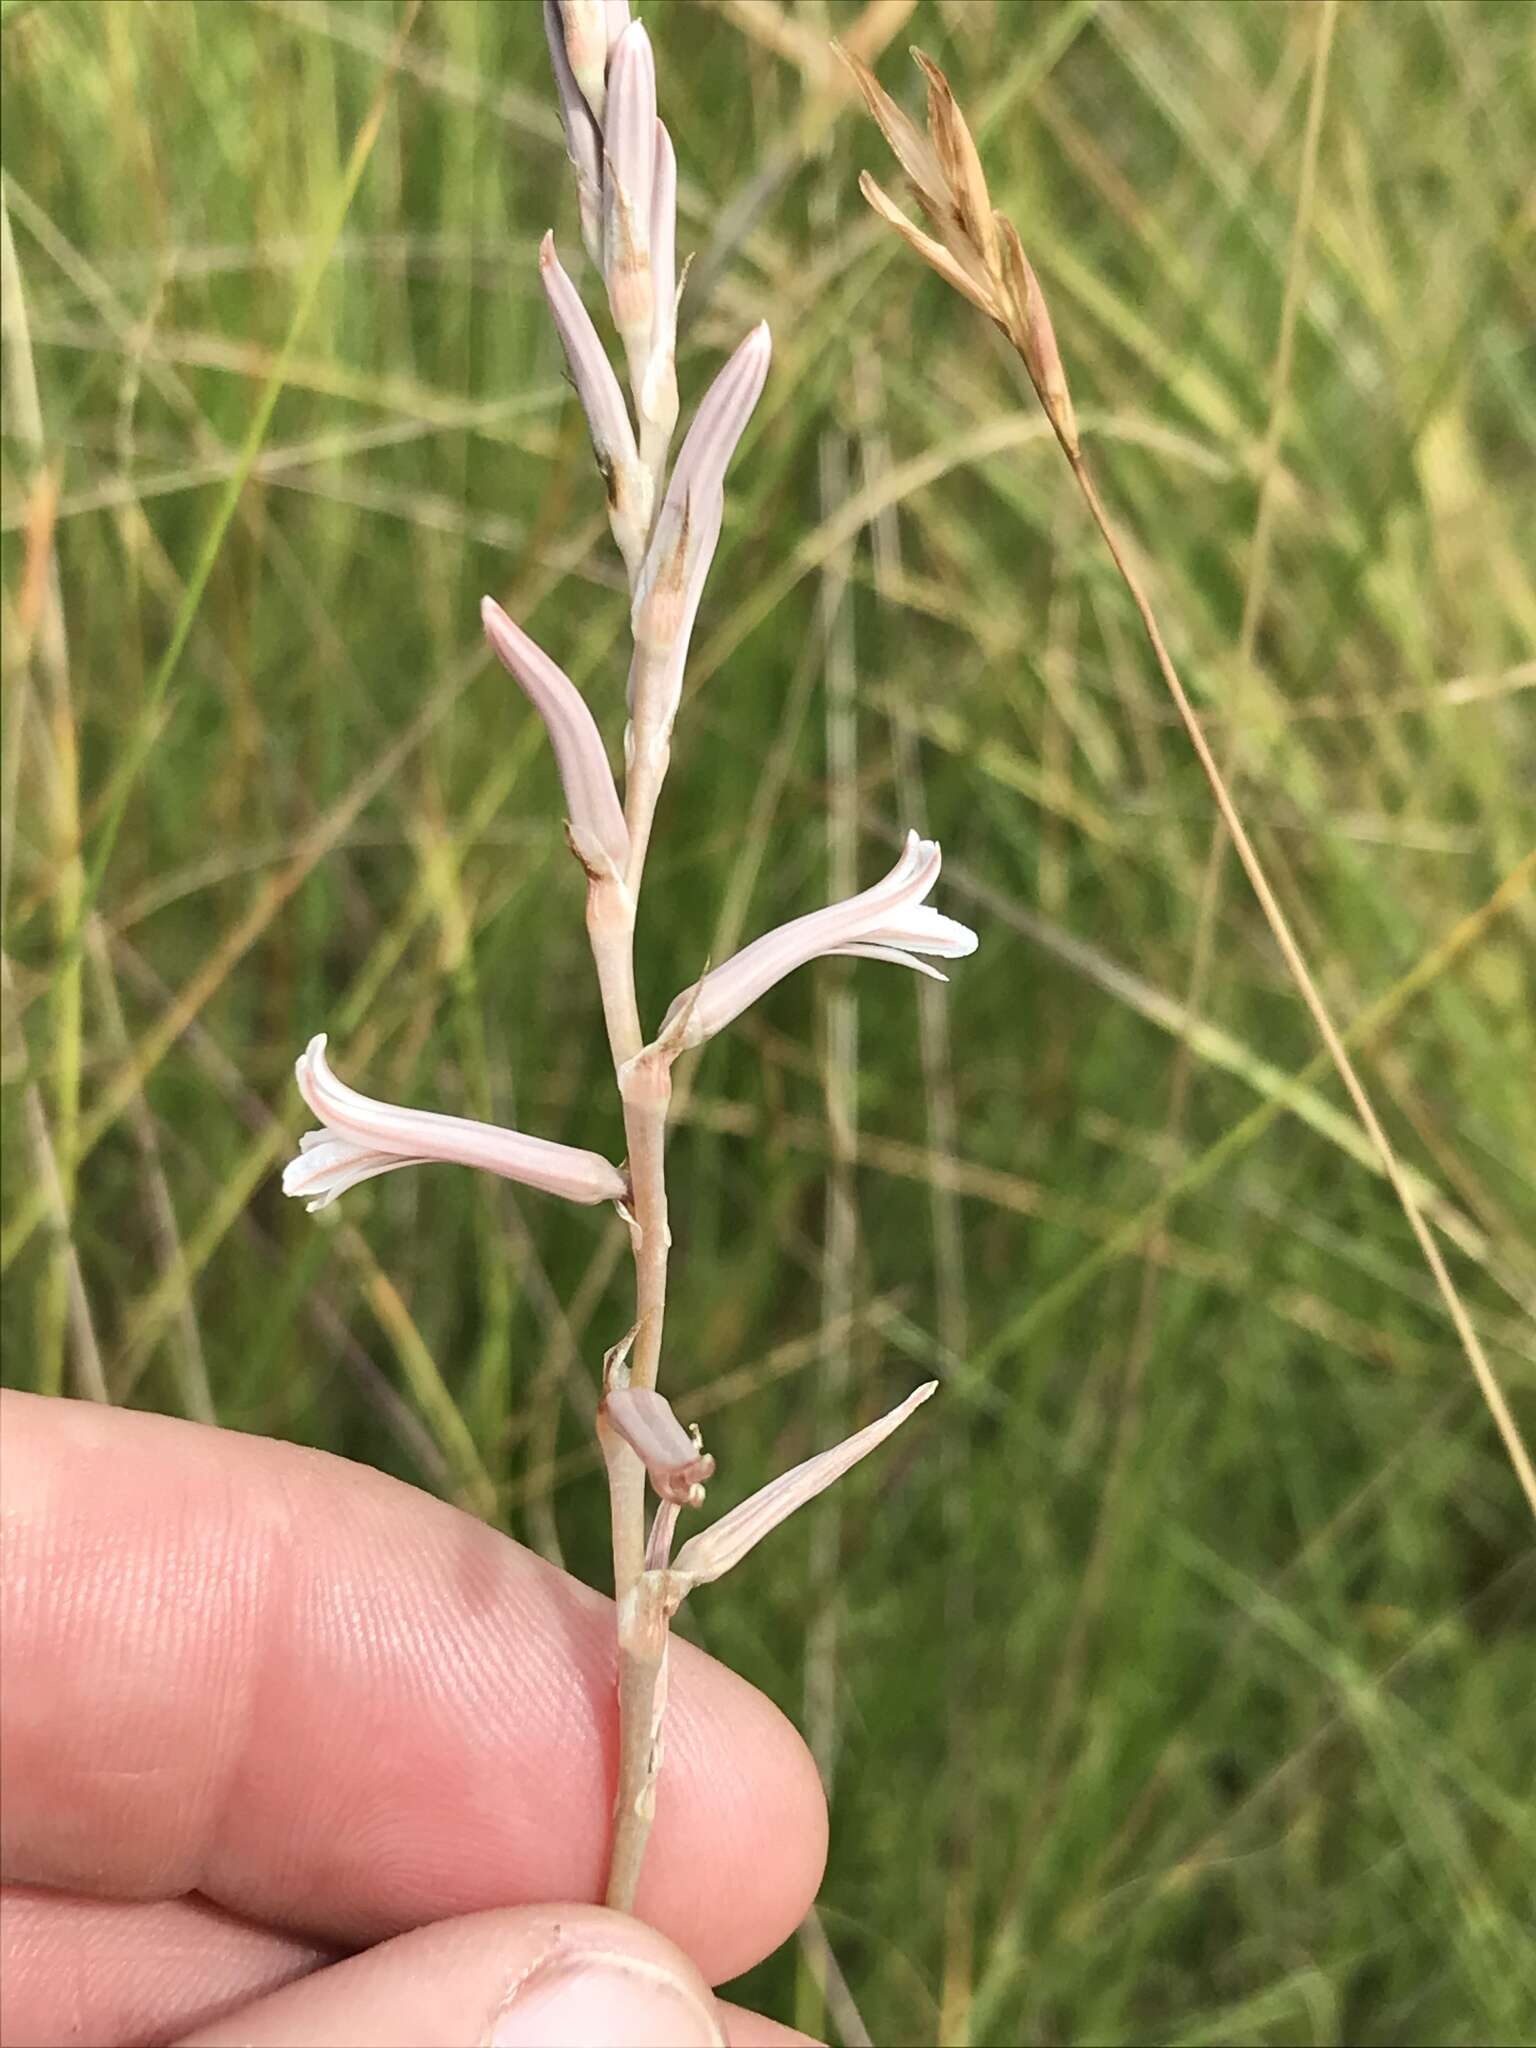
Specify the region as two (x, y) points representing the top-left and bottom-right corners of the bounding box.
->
(849, 47), (1536, 1520)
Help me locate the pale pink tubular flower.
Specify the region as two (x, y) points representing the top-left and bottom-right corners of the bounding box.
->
(539, 234), (651, 570)
(660, 831), (977, 1050)
(668, 1381), (937, 1592)
(603, 23), (657, 364)
(628, 323), (772, 728)
(543, 0), (604, 264)
(601, 1386), (716, 1505)
(283, 1035), (627, 1212)
(480, 597), (630, 878)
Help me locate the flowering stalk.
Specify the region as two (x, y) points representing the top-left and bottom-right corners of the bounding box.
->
(281, 10), (979, 1920)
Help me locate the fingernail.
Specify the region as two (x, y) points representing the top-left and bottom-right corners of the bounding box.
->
(490, 1946), (725, 2047)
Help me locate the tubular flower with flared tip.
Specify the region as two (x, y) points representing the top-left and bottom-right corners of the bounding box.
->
(627, 322), (772, 734)
(658, 831), (976, 1052)
(481, 597), (630, 879)
(282, 1034), (627, 1212)
(539, 234), (652, 570)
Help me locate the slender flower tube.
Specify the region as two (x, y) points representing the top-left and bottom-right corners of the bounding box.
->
(543, 0), (604, 264)
(628, 322), (771, 734)
(481, 597), (630, 878)
(539, 234), (652, 571)
(659, 831), (977, 1051)
(603, 23), (658, 372)
(282, 1034), (627, 1211)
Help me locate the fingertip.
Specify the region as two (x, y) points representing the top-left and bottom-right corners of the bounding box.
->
(179, 1906), (725, 2048)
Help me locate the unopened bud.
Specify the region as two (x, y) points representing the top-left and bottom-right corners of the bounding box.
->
(603, 23), (657, 373)
(559, 0), (609, 119)
(540, 233), (653, 573)
(639, 119), (680, 470)
(543, 0), (604, 266)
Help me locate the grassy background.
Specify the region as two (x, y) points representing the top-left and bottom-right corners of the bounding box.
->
(4, 0), (1535, 2040)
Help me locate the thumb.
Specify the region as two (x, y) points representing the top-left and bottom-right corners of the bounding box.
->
(177, 1903), (746, 2047)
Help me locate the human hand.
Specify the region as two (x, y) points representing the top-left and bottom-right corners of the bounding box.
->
(1, 1393), (827, 2045)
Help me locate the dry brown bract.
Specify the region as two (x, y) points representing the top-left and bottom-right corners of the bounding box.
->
(840, 43), (1079, 456)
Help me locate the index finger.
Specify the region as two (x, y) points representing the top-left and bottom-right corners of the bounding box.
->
(0, 1393), (826, 1986)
